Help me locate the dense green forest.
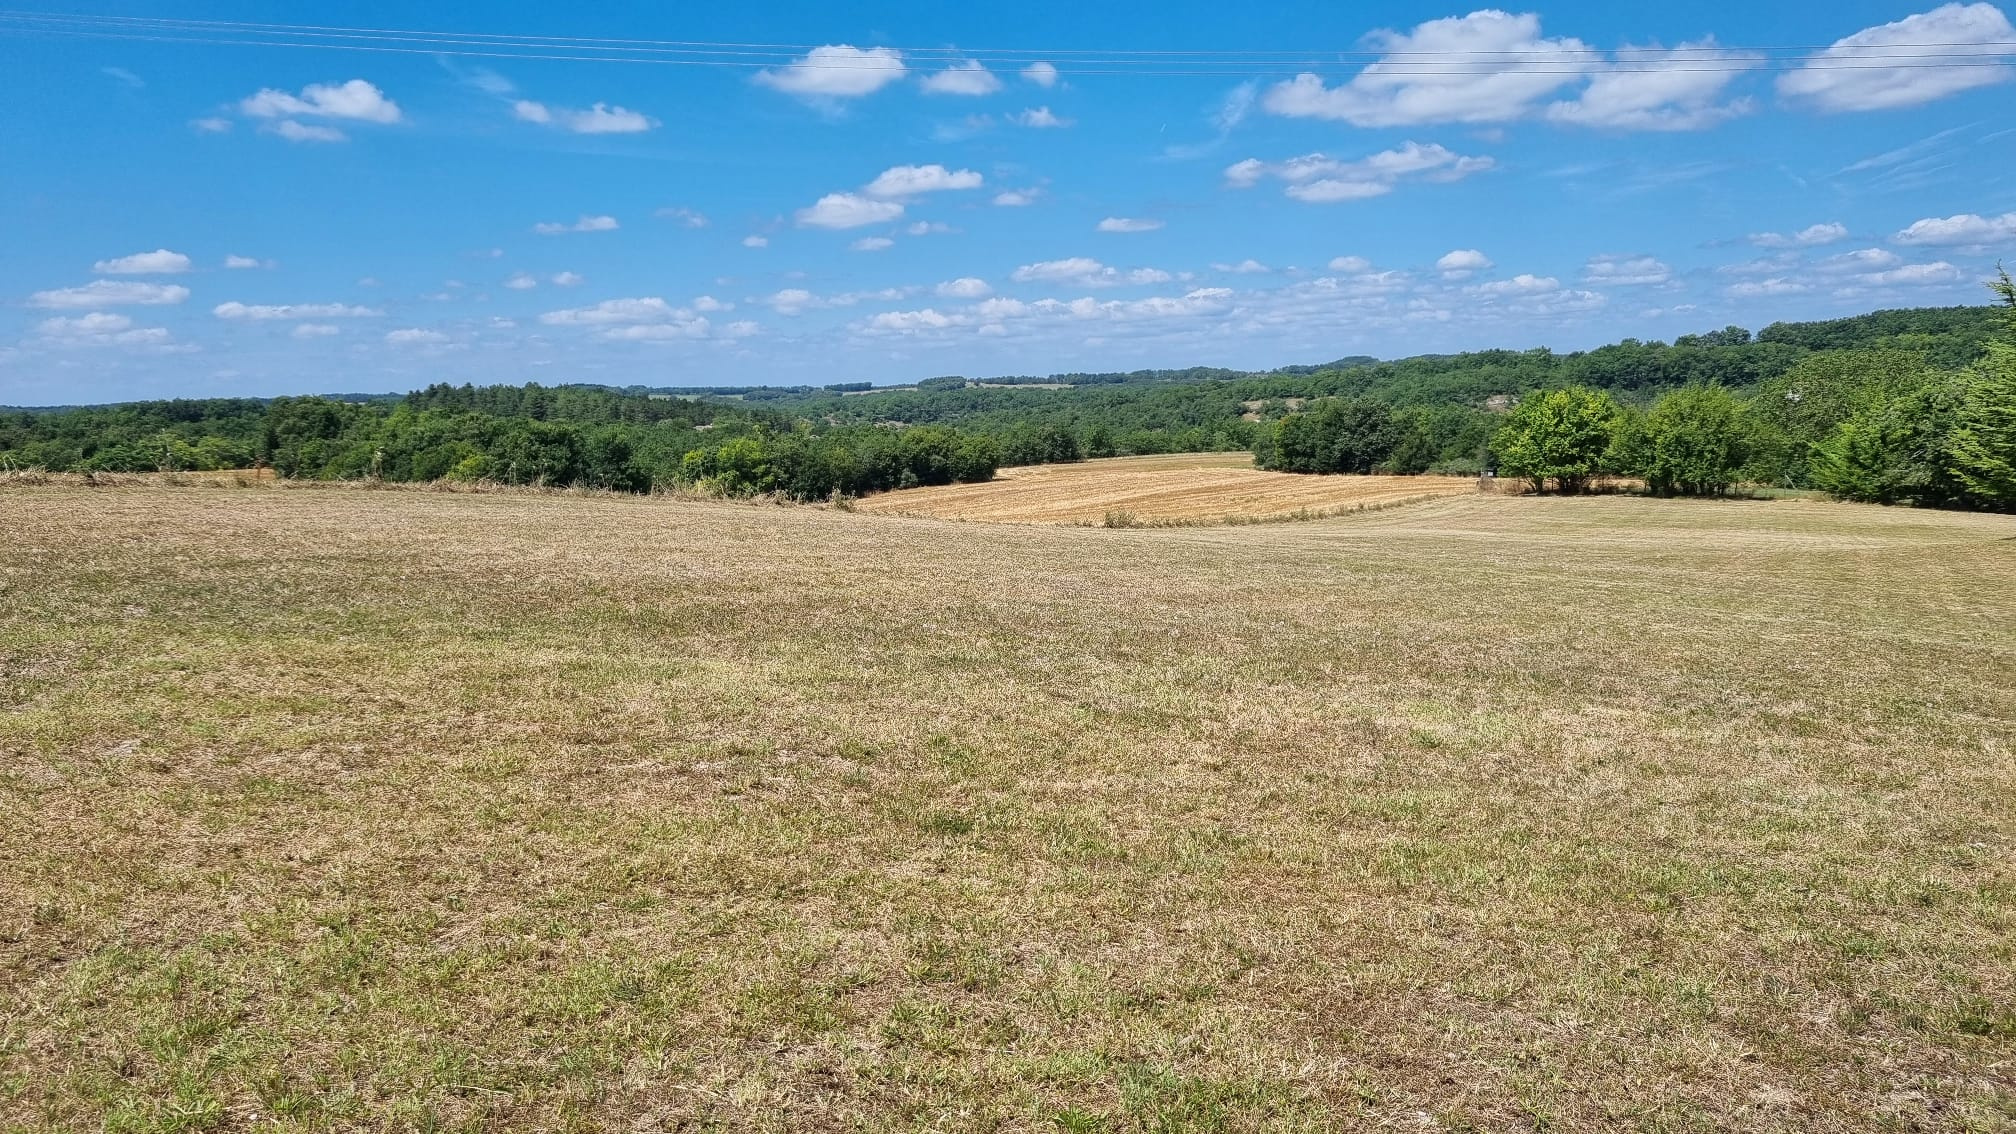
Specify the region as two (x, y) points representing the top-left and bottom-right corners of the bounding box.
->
(3, 295), (2011, 510)
(1251, 285), (2016, 511)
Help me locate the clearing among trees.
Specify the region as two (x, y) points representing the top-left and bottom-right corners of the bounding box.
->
(855, 452), (1479, 524)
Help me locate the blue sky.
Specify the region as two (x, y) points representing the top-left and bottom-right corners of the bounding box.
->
(4, 1), (2016, 405)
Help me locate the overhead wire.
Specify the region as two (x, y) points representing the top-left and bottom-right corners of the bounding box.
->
(2, 9), (2015, 75)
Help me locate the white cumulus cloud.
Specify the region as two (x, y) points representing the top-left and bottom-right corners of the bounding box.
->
(600, 322), (710, 342)
(36, 312), (128, 336)
(533, 215), (620, 235)
(920, 60), (1002, 96)
(1545, 40), (1759, 130)
(993, 188), (1041, 207)
(504, 272), (538, 290)
(1892, 211), (2016, 247)
(796, 165), (979, 232)
(858, 287), (1242, 339)
(1022, 62), (1059, 88)
(1749, 222), (1850, 248)
(864, 164), (984, 198)
(33, 312), (178, 348)
(1779, 4), (2016, 112)
(223, 255), (266, 269)
(1098, 217), (1164, 233)
(1010, 257), (1161, 288)
(30, 280), (190, 309)
(1436, 249), (1494, 280)
(851, 236), (895, 251)
(1264, 14), (1777, 133)
(93, 249), (191, 275)
(1012, 106), (1070, 128)
(212, 300), (381, 318)
(1476, 273), (1563, 296)
(1862, 261), (1965, 286)
(1726, 277), (1812, 298)
(513, 100), (655, 134)
(539, 297), (685, 325)
(869, 308), (960, 332)
(1582, 254), (1673, 285)
(754, 45), (907, 99)
(536, 297), (721, 341)
(1264, 11), (1592, 127)
(796, 192), (906, 229)
(936, 277), (993, 298)
(1227, 142), (1494, 203)
(240, 79), (402, 123)
(270, 121), (347, 144)
(766, 288), (819, 315)
(1819, 248), (1903, 273)
(385, 328), (450, 345)
(212, 301), (381, 320)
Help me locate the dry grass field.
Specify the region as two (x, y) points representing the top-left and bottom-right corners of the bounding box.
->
(2, 484), (2014, 1132)
(855, 453), (1480, 525)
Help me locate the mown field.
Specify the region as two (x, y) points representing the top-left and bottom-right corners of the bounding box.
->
(2, 484), (2014, 1132)
(855, 453), (1479, 525)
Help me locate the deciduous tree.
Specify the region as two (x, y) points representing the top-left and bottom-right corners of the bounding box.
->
(1492, 386), (1619, 493)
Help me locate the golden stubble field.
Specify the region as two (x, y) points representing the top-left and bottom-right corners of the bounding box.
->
(2, 484), (2013, 1132)
(855, 453), (1480, 525)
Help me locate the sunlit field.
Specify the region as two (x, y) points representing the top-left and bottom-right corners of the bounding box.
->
(856, 453), (1481, 525)
(3, 484), (2013, 1132)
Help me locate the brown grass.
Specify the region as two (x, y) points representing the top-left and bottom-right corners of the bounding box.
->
(1, 487), (2013, 1132)
(857, 453), (1479, 525)
(0, 468), (278, 489)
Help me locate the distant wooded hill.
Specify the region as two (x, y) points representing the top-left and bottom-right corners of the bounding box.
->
(4, 301), (2008, 511)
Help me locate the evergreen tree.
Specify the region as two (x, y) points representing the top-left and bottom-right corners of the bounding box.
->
(1947, 270), (2016, 509)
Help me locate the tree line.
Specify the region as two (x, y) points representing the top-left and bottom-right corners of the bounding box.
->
(0, 386), (1006, 500)
(1247, 275), (2016, 511)
(1493, 276), (2015, 509)
(3, 290), (2010, 511)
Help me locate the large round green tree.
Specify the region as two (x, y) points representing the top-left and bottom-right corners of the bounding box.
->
(1623, 384), (1751, 497)
(1492, 386), (1620, 493)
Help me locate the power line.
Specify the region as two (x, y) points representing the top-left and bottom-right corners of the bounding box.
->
(5, 9), (2016, 58)
(1, 11), (2013, 75)
(5, 31), (2012, 76)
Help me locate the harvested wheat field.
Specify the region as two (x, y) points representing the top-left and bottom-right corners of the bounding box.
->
(855, 452), (1479, 525)
(3, 486), (2015, 1132)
